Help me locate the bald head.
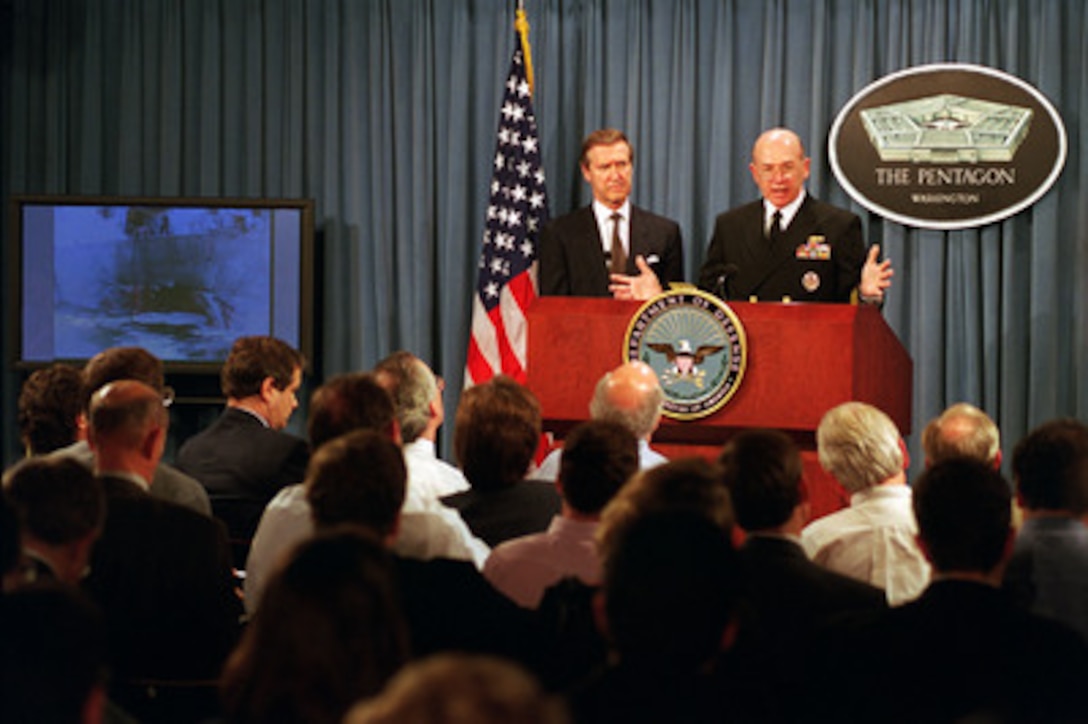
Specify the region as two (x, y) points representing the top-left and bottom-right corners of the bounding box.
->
(88, 380), (168, 477)
(922, 403), (1001, 468)
(752, 128), (805, 160)
(589, 361), (664, 440)
(750, 127), (810, 209)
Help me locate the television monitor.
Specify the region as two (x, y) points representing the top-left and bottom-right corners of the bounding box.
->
(10, 196), (314, 372)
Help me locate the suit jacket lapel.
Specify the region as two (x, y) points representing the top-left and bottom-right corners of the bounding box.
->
(735, 203), (780, 296)
(577, 206), (612, 290)
(628, 206), (648, 275)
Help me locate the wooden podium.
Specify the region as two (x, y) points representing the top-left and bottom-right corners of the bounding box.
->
(526, 297), (912, 519)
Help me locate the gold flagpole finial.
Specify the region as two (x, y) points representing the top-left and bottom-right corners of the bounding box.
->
(515, 7), (535, 96)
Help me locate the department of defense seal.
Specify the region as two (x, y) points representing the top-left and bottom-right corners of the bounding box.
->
(624, 290), (747, 420)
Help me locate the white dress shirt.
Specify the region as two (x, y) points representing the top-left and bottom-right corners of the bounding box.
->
(801, 483), (931, 606)
(244, 451), (489, 615)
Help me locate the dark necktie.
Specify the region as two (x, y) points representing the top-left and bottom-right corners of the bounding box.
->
(610, 212), (627, 274)
(768, 209), (784, 248)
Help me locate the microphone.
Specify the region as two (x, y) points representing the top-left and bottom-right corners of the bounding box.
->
(715, 264), (739, 300)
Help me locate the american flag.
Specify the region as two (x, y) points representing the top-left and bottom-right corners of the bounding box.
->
(464, 30), (549, 387)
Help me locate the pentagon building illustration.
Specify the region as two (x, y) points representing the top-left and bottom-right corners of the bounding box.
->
(860, 94), (1033, 163)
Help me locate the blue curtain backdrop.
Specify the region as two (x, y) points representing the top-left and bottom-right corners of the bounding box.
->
(2, 0), (1086, 477)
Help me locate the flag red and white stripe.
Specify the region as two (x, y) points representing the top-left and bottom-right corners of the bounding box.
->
(464, 12), (549, 387)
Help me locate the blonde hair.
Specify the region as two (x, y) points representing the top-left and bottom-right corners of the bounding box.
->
(817, 402), (903, 493)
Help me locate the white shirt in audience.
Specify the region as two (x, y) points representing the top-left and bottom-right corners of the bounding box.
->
(403, 438), (470, 499)
(243, 451), (488, 615)
(801, 484), (930, 606)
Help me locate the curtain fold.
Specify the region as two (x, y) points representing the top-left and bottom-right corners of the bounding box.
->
(2, 0), (1086, 474)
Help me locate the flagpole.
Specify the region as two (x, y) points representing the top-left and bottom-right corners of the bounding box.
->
(515, 3), (535, 96)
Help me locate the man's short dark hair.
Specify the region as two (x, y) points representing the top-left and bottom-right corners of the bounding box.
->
(81, 346), (165, 412)
(558, 420), (638, 515)
(1012, 419), (1088, 513)
(221, 336), (305, 399)
(4, 457), (103, 545)
(598, 457), (735, 564)
(307, 430), (407, 538)
(18, 364), (84, 454)
(719, 429), (803, 531)
(603, 511), (738, 668)
(308, 373), (396, 450)
(454, 376), (540, 492)
(912, 458), (1012, 574)
(580, 128), (633, 168)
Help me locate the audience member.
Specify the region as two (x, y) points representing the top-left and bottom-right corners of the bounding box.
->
(537, 457), (734, 692)
(47, 346), (211, 515)
(485, 420), (638, 608)
(244, 372), (486, 614)
(347, 653), (568, 724)
(596, 456), (734, 561)
(812, 458), (1088, 722)
(176, 335), (309, 544)
(1, 583), (108, 724)
(306, 429), (545, 670)
(16, 362), (83, 455)
(83, 380), (241, 710)
(922, 401), (1002, 467)
(3, 456), (103, 585)
(374, 350), (469, 499)
(802, 401), (930, 604)
(535, 361), (666, 482)
(221, 528), (409, 724)
(567, 512), (746, 724)
(443, 376), (561, 546)
(1003, 419), (1088, 639)
(719, 429), (885, 719)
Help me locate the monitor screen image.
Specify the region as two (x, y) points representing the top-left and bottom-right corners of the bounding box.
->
(12, 196), (314, 371)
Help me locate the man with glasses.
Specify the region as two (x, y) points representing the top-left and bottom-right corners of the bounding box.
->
(698, 127), (892, 304)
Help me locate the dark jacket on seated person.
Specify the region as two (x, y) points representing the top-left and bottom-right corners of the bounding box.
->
(442, 480), (561, 548)
(86, 475), (242, 682)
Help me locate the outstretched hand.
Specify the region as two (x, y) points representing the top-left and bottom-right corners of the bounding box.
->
(609, 255), (664, 301)
(859, 244), (893, 302)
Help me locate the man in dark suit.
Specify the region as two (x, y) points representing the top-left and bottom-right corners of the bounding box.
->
(176, 335), (309, 545)
(698, 127), (893, 303)
(719, 429), (885, 720)
(84, 380), (242, 717)
(812, 458), (1088, 723)
(1003, 419), (1088, 640)
(4, 456), (104, 586)
(539, 128), (684, 301)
